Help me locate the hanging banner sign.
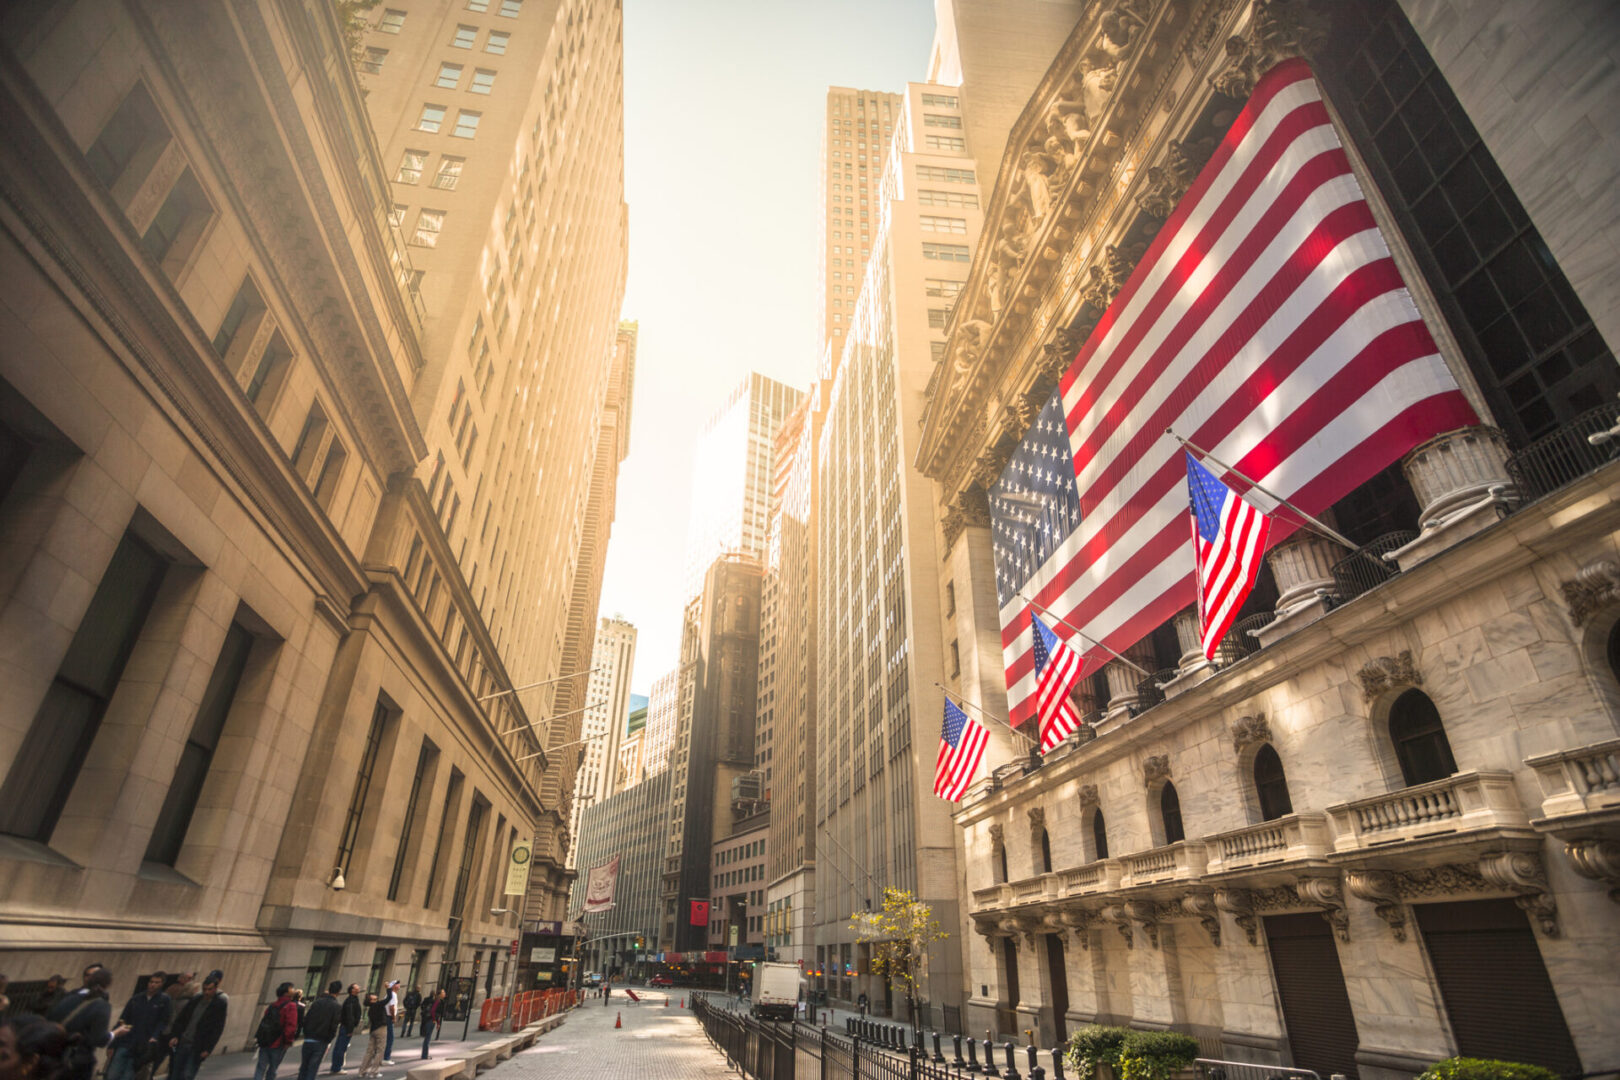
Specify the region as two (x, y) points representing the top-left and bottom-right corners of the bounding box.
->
(505, 838), (533, 896)
(582, 854), (621, 912)
(689, 899), (710, 926)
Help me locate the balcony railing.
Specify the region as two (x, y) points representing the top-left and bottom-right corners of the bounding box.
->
(1212, 612), (1271, 668)
(1331, 531), (1419, 603)
(1120, 841), (1208, 887)
(1059, 859), (1123, 897)
(1009, 873), (1059, 907)
(1203, 812), (1331, 875)
(1506, 400), (1620, 501)
(1525, 738), (1620, 821)
(1326, 770), (1528, 853)
(970, 884), (1007, 912)
(1135, 668), (1177, 711)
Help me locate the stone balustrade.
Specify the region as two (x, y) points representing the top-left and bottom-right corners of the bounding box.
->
(1203, 812), (1331, 875)
(1059, 860), (1123, 898)
(1009, 873), (1060, 906)
(1524, 738), (1620, 821)
(1119, 840), (1208, 887)
(971, 883), (1008, 912)
(1325, 770), (1528, 853)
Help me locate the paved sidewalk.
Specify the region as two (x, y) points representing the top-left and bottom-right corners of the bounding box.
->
(500, 990), (733, 1080)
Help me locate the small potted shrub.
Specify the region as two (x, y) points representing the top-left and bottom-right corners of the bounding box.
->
(1116, 1031), (1200, 1080)
(1065, 1025), (1132, 1079)
(1418, 1058), (1561, 1080)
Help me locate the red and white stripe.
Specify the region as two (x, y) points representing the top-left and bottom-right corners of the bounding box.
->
(933, 723), (989, 802)
(1193, 488), (1272, 659)
(1000, 60), (1476, 727)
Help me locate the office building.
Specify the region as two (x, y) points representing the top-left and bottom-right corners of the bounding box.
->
(642, 668), (678, 779)
(918, 0), (1620, 1073)
(820, 89), (905, 356)
(709, 811), (770, 955)
(567, 768), (671, 981)
(567, 615), (637, 866)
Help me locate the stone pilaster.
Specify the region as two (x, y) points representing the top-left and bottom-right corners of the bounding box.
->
(1391, 426), (1518, 570)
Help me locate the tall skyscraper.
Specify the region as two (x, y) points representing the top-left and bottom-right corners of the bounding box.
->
(567, 615), (637, 867)
(812, 83), (991, 1018)
(680, 373), (802, 600)
(642, 669), (679, 779)
(820, 89), (906, 356)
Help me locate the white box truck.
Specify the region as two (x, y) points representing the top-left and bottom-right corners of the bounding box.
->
(749, 962), (801, 1022)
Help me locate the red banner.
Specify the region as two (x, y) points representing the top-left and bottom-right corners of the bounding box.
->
(689, 899), (709, 926)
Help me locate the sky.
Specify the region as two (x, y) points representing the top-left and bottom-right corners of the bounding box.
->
(599, 0), (937, 695)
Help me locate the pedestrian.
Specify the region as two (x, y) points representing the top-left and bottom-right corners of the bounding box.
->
(36, 977), (67, 1017)
(295, 983), (341, 1080)
(601, 983), (609, 1007)
(290, 990), (306, 1039)
(399, 989), (420, 1040)
(47, 969), (112, 1056)
(166, 979), (227, 1080)
(354, 995), (387, 1079)
(857, 992), (868, 1017)
(328, 986), (360, 1076)
(418, 992), (444, 1061)
(1, 1012), (93, 1080)
(380, 982), (399, 1066)
(251, 982), (299, 1080)
(106, 972), (172, 1080)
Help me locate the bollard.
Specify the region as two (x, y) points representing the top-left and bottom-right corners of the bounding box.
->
(982, 1036), (1001, 1077)
(915, 1027), (925, 1054)
(1003, 1041), (1022, 1080)
(933, 1031), (945, 1063)
(953, 1034), (965, 1068)
(1051, 1045), (1067, 1080)
(1027, 1044), (1044, 1080)
(966, 1036), (979, 1070)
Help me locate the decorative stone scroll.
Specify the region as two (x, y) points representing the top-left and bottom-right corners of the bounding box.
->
(1039, 326), (1086, 384)
(1143, 754), (1172, 787)
(1099, 900), (1160, 949)
(1564, 838), (1620, 903)
(1356, 651), (1423, 704)
(941, 489), (994, 549)
(1214, 887), (1258, 945)
(1345, 869), (1407, 942)
(1230, 714), (1271, 755)
(1182, 889), (1222, 946)
(1135, 138), (1211, 218)
(1479, 850), (1560, 937)
(1058, 907), (1096, 949)
(1028, 806), (1047, 832)
(1079, 244), (1143, 312)
(1295, 875), (1350, 943)
(1211, 0), (1328, 100)
(1561, 559), (1620, 627)
(988, 823), (1005, 851)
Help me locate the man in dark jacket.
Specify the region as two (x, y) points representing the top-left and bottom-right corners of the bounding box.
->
(168, 980), (228, 1080)
(252, 982), (300, 1080)
(296, 982), (343, 1080)
(399, 988), (421, 1038)
(328, 984), (361, 1075)
(108, 973), (173, 1080)
(48, 967), (114, 1051)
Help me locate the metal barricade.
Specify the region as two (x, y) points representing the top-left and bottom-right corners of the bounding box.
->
(1195, 1058), (1322, 1080)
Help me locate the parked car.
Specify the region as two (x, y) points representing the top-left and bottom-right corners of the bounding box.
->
(649, 975), (673, 987)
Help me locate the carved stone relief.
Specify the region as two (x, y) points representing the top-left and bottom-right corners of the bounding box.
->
(1356, 650), (1423, 704)
(1212, 0), (1328, 100)
(1135, 138), (1212, 219)
(988, 823), (1005, 851)
(1561, 559), (1620, 626)
(1143, 754), (1172, 787)
(1214, 887), (1258, 945)
(1564, 838), (1620, 902)
(1296, 875), (1350, 942)
(1078, 783), (1100, 808)
(1182, 889), (1222, 946)
(1345, 869), (1407, 941)
(1230, 713), (1271, 754)
(1028, 806), (1047, 832)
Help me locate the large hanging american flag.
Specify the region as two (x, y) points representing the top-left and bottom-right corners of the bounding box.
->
(991, 58), (1477, 729)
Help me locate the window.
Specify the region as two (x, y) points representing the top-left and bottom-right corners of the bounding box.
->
(0, 532), (168, 840)
(927, 308), (950, 329)
(388, 203), (407, 228)
(416, 104), (446, 132)
(1253, 744), (1293, 822)
(360, 47), (387, 74)
(451, 24), (477, 48)
(916, 164), (975, 184)
(141, 169), (210, 267)
(389, 740), (438, 901)
(466, 0), (488, 9)
(312, 438), (347, 508)
(377, 8), (405, 32)
(85, 83), (168, 194)
(918, 188), (978, 208)
(291, 403), (329, 478)
(921, 93), (958, 108)
(925, 135), (966, 151)
(411, 209), (445, 247)
(470, 69), (496, 94)
(924, 278), (963, 301)
(930, 341), (947, 361)
(924, 113), (962, 129)
(485, 30), (509, 54)
(432, 156), (465, 190)
(919, 215), (967, 235)
(995, 843), (1008, 884)
(922, 242), (970, 262)
(1159, 782), (1185, 845)
(1037, 828), (1052, 874)
(213, 276), (264, 359)
(498, 0), (522, 15)
(244, 331), (290, 411)
(335, 700), (391, 877)
(449, 797), (489, 919)
(1389, 689), (1457, 786)
(435, 62), (463, 89)
(452, 110), (481, 138)
(1090, 809), (1109, 860)
(395, 149), (427, 183)
(145, 622), (255, 865)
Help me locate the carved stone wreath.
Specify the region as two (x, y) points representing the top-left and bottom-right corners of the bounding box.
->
(1078, 783), (1100, 808)
(1231, 713), (1271, 754)
(1142, 754), (1172, 787)
(1356, 650), (1423, 704)
(1561, 559), (1620, 626)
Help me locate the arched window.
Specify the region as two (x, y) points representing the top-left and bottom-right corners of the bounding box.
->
(1253, 744), (1293, 821)
(995, 844), (1008, 884)
(1160, 782), (1185, 845)
(1389, 689), (1458, 787)
(1090, 809), (1109, 861)
(1037, 828), (1052, 874)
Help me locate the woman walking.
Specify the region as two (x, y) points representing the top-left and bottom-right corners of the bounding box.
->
(354, 996), (388, 1079)
(418, 991), (445, 1061)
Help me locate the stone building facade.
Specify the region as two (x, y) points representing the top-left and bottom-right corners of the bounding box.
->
(0, 0), (625, 1047)
(917, 0), (1620, 1076)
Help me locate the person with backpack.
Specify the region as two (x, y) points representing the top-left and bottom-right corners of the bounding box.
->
(106, 973), (172, 1080)
(398, 989), (420, 1039)
(251, 984), (299, 1080)
(295, 983), (342, 1080)
(327, 985), (360, 1076)
(166, 979), (227, 1080)
(417, 990), (444, 1061)
(46, 969), (112, 1057)
(2, 1012), (95, 1080)
(354, 995), (387, 1079)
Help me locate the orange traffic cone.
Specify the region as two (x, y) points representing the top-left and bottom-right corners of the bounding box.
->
(615, 1011), (622, 1029)
(680, 997), (685, 1008)
(664, 997), (669, 1008)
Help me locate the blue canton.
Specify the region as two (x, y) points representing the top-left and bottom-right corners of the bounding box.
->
(988, 388), (1082, 609)
(1185, 453), (1228, 545)
(942, 699), (969, 747)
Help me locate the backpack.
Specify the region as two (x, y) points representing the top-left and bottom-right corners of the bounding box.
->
(254, 1002), (283, 1048)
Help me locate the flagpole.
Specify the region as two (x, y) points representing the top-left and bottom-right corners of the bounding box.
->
(931, 682), (1027, 737)
(1017, 595), (1152, 677)
(1167, 429), (1359, 550)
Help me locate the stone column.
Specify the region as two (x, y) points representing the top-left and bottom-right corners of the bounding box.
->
(1392, 426), (1517, 569)
(1101, 643), (1156, 723)
(1254, 520), (1349, 647)
(1162, 607), (1212, 698)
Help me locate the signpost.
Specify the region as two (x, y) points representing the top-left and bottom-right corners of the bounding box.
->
(497, 838), (533, 1033)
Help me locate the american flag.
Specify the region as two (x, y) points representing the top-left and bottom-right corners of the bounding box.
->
(992, 59), (1476, 728)
(1030, 613), (1085, 752)
(933, 698), (989, 801)
(1186, 452), (1272, 659)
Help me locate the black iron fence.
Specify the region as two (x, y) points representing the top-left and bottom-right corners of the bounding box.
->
(1330, 530), (1418, 603)
(1507, 400), (1620, 500)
